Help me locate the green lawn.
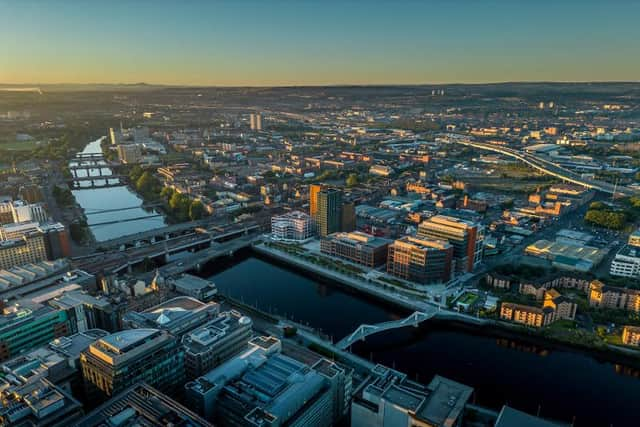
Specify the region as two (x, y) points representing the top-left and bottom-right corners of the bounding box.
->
(458, 292), (479, 305)
(0, 139), (44, 151)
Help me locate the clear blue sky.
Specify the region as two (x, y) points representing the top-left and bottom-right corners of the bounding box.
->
(1, 0), (638, 85)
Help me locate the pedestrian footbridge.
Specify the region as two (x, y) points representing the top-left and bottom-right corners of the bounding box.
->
(336, 307), (439, 350)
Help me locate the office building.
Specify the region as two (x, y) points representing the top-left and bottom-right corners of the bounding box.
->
(0, 221), (40, 240)
(172, 274), (218, 302)
(271, 210), (313, 241)
(352, 364), (472, 427)
(78, 383), (212, 427)
(387, 236), (453, 284)
(122, 296), (219, 337)
(316, 187), (343, 237)
(341, 201), (356, 232)
(185, 336), (350, 426)
(182, 311), (253, 379)
(0, 329), (108, 400)
(10, 200), (48, 224)
(417, 215), (484, 273)
(0, 200), (13, 224)
(0, 301), (73, 362)
(0, 378), (83, 427)
(309, 184), (323, 218)
(250, 113), (263, 131)
(117, 143), (142, 164)
(80, 329), (185, 401)
(321, 231), (390, 267)
(588, 280), (640, 313)
(610, 245), (640, 279)
(0, 232), (48, 270)
(39, 222), (72, 259)
(49, 290), (125, 333)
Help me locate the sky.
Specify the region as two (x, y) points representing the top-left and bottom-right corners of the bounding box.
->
(1, 0), (639, 86)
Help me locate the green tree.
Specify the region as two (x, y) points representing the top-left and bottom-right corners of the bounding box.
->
(169, 192), (191, 221)
(189, 200), (206, 220)
(135, 171), (159, 198)
(346, 173), (359, 187)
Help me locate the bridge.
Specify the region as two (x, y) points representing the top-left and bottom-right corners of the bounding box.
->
(445, 137), (637, 197)
(335, 307), (439, 350)
(89, 214), (164, 227)
(84, 203), (164, 216)
(74, 152), (105, 159)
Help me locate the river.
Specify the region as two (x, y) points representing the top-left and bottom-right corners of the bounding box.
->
(201, 253), (640, 427)
(70, 138), (167, 241)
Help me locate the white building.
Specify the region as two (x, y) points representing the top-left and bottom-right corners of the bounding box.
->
(271, 211), (313, 241)
(610, 245), (640, 279)
(11, 201), (47, 224)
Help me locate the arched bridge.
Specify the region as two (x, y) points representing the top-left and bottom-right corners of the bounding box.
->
(336, 307), (439, 350)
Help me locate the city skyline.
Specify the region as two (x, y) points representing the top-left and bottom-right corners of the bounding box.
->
(2, 0), (639, 86)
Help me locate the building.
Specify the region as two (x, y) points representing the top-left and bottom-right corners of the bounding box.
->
(80, 329), (185, 401)
(0, 232), (48, 270)
(0, 378), (83, 427)
(417, 215), (483, 273)
(250, 113), (263, 131)
(341, 201), (356, 232)
(0, 329), (108, 400)
(309, 184), (323, 218)
(387, 236), (453, 284)
(351, 364), (472, 427)
(526, 239), (607, 272)
(316, 187), (343, 237)
(39, 222), (72, 259)
(182, 311), (253, 379)
(48, 289), (124, 333)
(116, 143), (142, 164)
(542, 289), (577, 321)
(8, 200), (48, 224)
(271, 211), (313, 241)
(321, 231), (390, 267)
(369, 164), (394, 176)
(0, 221), (40, 240)
(0, 302), (73, 361)
(122, 296), (219, 337)
(77, 383), (212, 427)
(588, 280), (640, 313)
(622, 325), (640, 347)
(500, 302), (553, 328)
(610, 245), (640, 279)
(629, 229), (640, 247)
(171, 273), (218, 302)
(109, 127), (121, 145)
(185, 336), (350, 426)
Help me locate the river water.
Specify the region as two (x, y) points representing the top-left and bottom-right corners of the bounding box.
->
(202, 253), (640, 427)
(70, 138), (167, 241)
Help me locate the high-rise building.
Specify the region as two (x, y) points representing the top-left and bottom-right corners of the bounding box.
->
(182, 311), (253, 379)
(249, 113), (262, 131)
(185, 336), (351, 426)
(271, 210), (313, 241)
(117, 143), (142, 164)
(109, 127), (121, 145)
(0, 232), (48, 270)
(0, 301), (73, 361)
(417, 215), (484, 273)
(309, 184), (323, 218)
(387, 236), (453, 284)
(78, 383), (212, 427)
(80, 329), (185, 401)
(341, 201), (356, 232)
(39, 222), (72, 259)
(321, 231), (390, 267)
(316, 187), (343, 237)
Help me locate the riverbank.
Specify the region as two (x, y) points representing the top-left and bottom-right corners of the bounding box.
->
(252, 242), (640, 363)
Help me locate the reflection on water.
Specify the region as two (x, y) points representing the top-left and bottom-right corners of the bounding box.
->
(70, 138), (167, 241)
(495, 338), (550, 357)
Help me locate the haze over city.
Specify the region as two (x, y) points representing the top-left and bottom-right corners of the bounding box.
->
(2, 0), (640, 86)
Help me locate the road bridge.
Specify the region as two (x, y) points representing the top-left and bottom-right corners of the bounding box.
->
(335, 307), (439, 350)
(445, 138), (637, 197)
(84, 203), (164, 216)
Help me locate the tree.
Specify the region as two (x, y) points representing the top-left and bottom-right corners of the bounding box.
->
(169, 192), (191, 221)
(189, 200), (206, 220)
(346, 173), (359, 187)
(135, 171), (160, 198)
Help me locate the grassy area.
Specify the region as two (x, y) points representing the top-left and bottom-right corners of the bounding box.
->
(0, 139), (44, 151)
(457, 292), (479, 306)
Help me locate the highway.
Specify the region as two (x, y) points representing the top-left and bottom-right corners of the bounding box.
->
(446, 138), (637, 197)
